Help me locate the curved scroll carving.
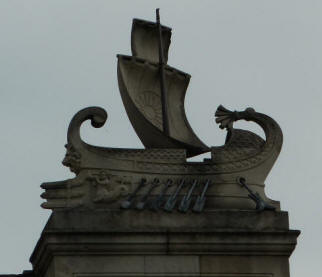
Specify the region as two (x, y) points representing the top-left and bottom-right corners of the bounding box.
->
(66, 106), (108, 150)
(62, 107), (107, 173)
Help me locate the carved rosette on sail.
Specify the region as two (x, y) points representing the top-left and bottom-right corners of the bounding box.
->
(117, 55), (208, 157)
(41, 14), (283, 213)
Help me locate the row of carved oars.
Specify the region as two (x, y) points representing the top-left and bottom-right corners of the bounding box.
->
(120, 178), (210, 213)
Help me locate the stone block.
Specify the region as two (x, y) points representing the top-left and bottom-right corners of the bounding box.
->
(30, 211), (299, 277)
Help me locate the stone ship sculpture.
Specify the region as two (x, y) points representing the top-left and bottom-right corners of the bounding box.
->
(41, 10), (282, 213)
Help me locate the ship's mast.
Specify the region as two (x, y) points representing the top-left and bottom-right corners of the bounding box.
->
(156, 8), (170, 136)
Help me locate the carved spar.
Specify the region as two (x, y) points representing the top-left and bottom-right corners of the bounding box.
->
(136, 178), (160, 210)
(192, 179), (210, 213)
(237, 177), (276, 212)
(179, 179), (198, 213)
(164, 179), (185, 212)
(156, 8), (170, 136)
(120, 178), (146, 209)
(150, 179), (173, 211)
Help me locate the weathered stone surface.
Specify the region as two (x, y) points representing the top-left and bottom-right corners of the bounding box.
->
(200, 256), (291, 276)
(44, 210), (290, 231)
(30, 211), (300, 277)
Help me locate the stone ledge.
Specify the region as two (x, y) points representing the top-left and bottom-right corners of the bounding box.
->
(30, 211), (299, 277)
(43, 210), (290, 232)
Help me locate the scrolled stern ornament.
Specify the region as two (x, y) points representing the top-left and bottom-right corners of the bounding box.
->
(61, 106), (107, 174)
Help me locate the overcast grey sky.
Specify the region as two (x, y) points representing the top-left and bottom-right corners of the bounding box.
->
(0, 0), (321, 276)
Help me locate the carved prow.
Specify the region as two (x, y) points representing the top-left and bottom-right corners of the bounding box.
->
(213, 105), (283, 180)
(216, 105), (282, 149)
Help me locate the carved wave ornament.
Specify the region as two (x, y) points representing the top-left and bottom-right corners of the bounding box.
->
(41, 11), (283, 213)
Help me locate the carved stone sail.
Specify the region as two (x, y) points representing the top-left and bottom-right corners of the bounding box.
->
(131, 18), (171, 63)
(117, 18), (209, 157)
